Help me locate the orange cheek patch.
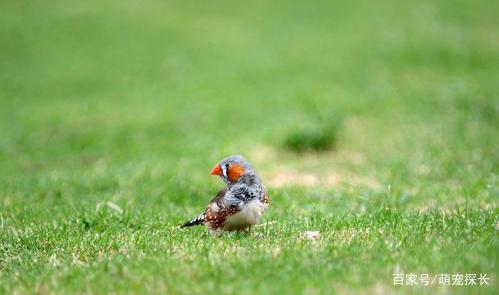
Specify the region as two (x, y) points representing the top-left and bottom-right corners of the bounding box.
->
(228, 164), (245, 181)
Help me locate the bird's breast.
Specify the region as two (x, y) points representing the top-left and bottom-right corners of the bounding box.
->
(222, 199), (268, 230)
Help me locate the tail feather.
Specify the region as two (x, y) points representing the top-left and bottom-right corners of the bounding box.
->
(180, 212), (205, 228)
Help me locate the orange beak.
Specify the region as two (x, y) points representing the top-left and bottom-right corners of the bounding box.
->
(210, 164), (222, 176)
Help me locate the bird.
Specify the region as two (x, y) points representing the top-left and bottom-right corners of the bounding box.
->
(180, 155), (269, 231)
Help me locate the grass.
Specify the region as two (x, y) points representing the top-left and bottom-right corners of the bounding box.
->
(0, 0), (498, 294)
(282, 122), (338, 152)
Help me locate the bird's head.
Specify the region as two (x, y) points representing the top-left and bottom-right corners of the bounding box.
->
(210, 155), (253, 184)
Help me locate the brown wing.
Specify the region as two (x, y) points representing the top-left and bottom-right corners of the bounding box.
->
(260, 190), (270, 205)
(204, 187), (240, 230)
(207, 187), (227, 208)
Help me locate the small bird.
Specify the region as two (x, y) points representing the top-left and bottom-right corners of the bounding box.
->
(180, 155), (269, 231)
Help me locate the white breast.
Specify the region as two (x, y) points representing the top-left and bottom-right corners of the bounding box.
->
(222, 199), (268, 231)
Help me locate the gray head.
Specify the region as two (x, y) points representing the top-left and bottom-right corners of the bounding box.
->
(210, 155), (255, 184)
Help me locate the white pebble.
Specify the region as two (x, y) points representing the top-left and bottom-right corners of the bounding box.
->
(304, 231), (321, 241)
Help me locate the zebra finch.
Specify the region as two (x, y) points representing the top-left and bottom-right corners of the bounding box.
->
(180, 155), (269, 231)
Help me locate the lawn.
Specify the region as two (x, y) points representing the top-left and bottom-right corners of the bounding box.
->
(0, 0), (497, 294)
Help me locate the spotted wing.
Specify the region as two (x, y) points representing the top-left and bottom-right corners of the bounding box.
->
(259, 190), (270, 205)
(204, 187), (240, 230)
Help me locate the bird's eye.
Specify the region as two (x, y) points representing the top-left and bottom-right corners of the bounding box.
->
(224, 163), (230, 168)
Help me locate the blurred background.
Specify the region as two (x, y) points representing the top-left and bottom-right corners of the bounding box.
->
(1, 0), (496, 205)
(0, 0), (497, 293)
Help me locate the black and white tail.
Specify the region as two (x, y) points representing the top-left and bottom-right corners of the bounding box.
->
(180, 212), (205, 228)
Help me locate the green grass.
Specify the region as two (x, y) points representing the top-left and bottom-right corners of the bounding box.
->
(0, 0), (497, 294)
